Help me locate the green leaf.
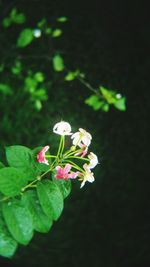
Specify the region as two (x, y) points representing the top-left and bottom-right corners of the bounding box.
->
(52, 54), (64, 72)
(0, 167), (28, 197)
(34, 72), (45, 82)
(34, 100), (42, 111)
(17, 28), (34, 47)
(37, 180), (64, 221)
(2, 199), (33, 245)
(0, 162), (5, 169)
(2, 17), (11, 28)
(6, 145), (38, 181)
(85, 95), (104, 110)
(64, 70), (79, 81)
(57, 17), (67, 22)
(0, 83), (12, 95)
(24, 77), (38, 92)
(13, 13), (26, 24)
(114, 97), (126, 111)
(22, 190), (53, 233)
(102, 103), (109, 112)
(0, 215), (18, 258)
(100, 86), (116, 104)
(52, 174), (71, 198)
(52, 29), (62, 37)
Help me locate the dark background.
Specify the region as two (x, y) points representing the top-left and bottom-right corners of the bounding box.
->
(0, 1), (149, 266)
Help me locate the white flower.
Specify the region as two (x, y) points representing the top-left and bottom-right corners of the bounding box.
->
(53, 121), (72, 135)
(88, 152), (98, 169)
(33, 29), (42, 38)
(80, 163), (95, 188)
(71, 128), (92, 147)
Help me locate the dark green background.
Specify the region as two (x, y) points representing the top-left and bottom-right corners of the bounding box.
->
(0, 1), (149, 266)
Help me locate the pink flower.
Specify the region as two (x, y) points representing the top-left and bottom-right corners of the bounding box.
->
(37, 146), (50, 165)
(55, 163), (79, 180)
(75, 144), (88, 157)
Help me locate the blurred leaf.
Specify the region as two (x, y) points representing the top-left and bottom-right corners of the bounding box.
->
(34, 100), (42, 110)
(32, 89), (48, 101)
(57, 17), (67, 22)
(45, 28), (52, 34)
(52, 54), (64, 72)
(34, 72), (45, 82)
(2, 17), (11, 27)
(102, 103), (109, 112)
(37, 18), (46, 28)
(25, 77), (38, 92)
(0, 83), (12, 95)
(85, 95), (104, 110)
(37, 180), (64, 221)
(0, 162), (5, 169)
(22, 190), (53, 233)
(0, 64), (4, 72)
(2, 199), (33, 245)
(100, 86), (116, 104)
(0, 167), (28, 197)
(11, 60), (22, 75)
(52, 29), (62, 37)
(0, 215), (18, 258)
(17, 28), (34, 47)
(64, 70), (79, 81)
(13, 13), (25, 24)
(114, 97), (126, 111)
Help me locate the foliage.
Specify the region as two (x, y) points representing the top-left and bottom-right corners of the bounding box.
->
(0, 7), (126, 112)
(0, 121), (98, 258)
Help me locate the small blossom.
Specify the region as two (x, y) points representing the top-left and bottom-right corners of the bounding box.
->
(71, 128), (92, 148)
(55, 163), (78, 180)
(88, 152), (98, 169)
(80, 163), (95, 188)
(75, 144), (88, 157)
(53, 121), (72, 136)
(37, 146), (49, 165)
(33, 29), (42, 38)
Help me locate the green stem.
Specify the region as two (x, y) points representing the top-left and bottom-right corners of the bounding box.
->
(68, 156), (89, 162)
(63, 160), (83, 172)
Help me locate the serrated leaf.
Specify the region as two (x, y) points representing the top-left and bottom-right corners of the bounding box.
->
(17, 28), (33, 47)
(52, 54), (64, 72)
(2, 199), (33, 245)
(114, 97), (126, 111)
(6, 145), (38, 181)
(52, 173), (71, 198)
(37, 180), (64, 221)
(22, 190), (53, 233)
(0, 215), (18, 258)
(0, 167), (28, 197)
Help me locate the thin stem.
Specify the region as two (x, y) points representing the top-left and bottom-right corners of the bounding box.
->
(63, 160), (83, 172)
(68, 156), (89, 162)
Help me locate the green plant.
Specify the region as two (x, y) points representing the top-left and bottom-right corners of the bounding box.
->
(0, 121), (98, 258)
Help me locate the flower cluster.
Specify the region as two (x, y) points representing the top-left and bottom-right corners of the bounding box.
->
(37, 121), (99, 188)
